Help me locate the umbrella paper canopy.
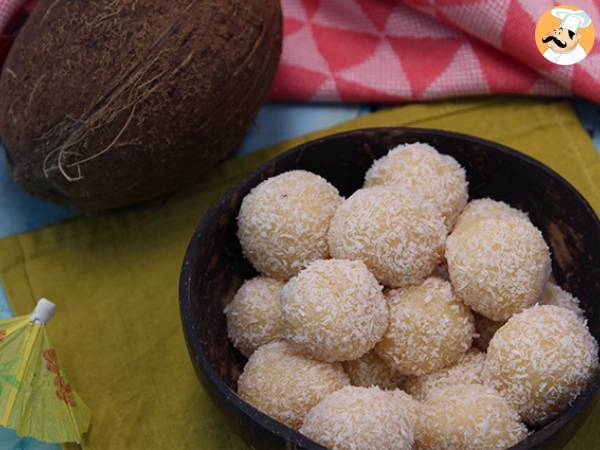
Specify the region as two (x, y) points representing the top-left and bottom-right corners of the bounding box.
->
(0, 299), (90, 443)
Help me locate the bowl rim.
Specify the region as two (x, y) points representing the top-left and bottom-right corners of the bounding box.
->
(180, 126), (600, 450)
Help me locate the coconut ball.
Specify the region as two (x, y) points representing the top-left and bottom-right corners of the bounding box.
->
(237, 341), (350, 430)
(484, 305), (599, 425)
(417, 383), (527, 450)
(364, 142), (468, 229)
(473, 313), (505, 351)
(237, 170), (342, 280)
(454, 198), (527, 230)
(446, 215), (551, 321)
(375, 277), (474, 376)
(328, 186), (446, 288)
(343, 350), (406, 390)
(472, 284), (580, 353)
(404, 348), (485, 401)
(300, 386), (417, 450)
(540, 281), (585, 319)
(224, 276), (285, 357)
(471, 283), (583, 351)
(282, 259), (388, 362)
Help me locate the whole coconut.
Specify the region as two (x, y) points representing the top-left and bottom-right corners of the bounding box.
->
(0, 0), (282, 209)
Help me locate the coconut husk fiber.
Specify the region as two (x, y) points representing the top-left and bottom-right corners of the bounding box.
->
(0, 0), (282, 209)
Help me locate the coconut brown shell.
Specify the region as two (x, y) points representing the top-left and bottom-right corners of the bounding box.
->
(0, 0), (282, 209)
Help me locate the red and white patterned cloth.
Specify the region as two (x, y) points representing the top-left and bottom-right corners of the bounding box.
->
(1, 0), (599, 103)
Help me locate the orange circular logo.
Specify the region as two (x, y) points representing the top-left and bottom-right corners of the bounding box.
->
(535, 5), (595, 65)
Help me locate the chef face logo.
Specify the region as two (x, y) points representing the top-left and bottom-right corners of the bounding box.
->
(535, 5), (595, 65)
(542, 27), (580, 52)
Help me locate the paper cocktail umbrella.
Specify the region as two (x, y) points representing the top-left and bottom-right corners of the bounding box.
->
(0, 299), (90, 443)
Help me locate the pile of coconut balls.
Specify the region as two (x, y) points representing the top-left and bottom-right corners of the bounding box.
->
(224, 142), (598, 450)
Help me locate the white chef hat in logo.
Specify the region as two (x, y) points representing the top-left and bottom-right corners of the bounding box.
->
(551, 8), (592, 33)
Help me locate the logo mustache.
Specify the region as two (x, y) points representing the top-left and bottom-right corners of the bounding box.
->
(542, 35), (567, 48)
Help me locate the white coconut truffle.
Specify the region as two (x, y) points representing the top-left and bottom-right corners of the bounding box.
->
(473, 313), (505, 351)
(300, 386), (417, 450)
(328, 186), (446, 288)
(224, 276), (285, 357)
(404, 348), (485, 400)
(417, 384), (528, 450)
(237, 170), (342, 280)
(454, 198), (527, 230)
(282, 259), (388, 362)
(484, 305), (599, 425)
(473, 284), (579, 354)
(375, 277), (474, 376)
(237, 341), (350, 430)
(364, 142), (468, 229)
(473, 281), (584, 350)
(446, 215), (551, 321)
(343, 350), (406, 390)
(540, 282), (585, 320)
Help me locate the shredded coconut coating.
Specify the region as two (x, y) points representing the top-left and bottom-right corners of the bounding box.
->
(405, 348), (485, 400)
(473, 313), (505, 351)
(416, 383), (527, 450)
(484, 305), (599, 426)
(472, 280), (583, 351)
(300, 386), (417, 450)
(446, 215), (551, 321)
(237, 341), (350, 430)
(540, 282), (585, 320)
(472, 287), (579, 352)
(282, 259), (388, 362)
(237, 170), (342, 280)
(364, 142), (468, 229)
(375, 277), (475, 376)
(328, 186), (446, 288)
(454, 198), (528, 230)
(224, 276), (285, 357)
(343, 350), (407, 390)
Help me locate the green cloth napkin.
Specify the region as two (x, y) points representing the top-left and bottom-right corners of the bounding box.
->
(0, 97), (598, 450)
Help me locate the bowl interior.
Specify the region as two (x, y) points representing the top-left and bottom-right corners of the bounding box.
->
(180, 128), (600, 449)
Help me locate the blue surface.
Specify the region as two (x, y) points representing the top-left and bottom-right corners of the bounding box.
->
(0, 100), (598, 448)
(0, 429), (54, 450)
(0, 153), (77, 240)
(239, 103), (369, 155)
(0, 285), (12, 319)
(574, 98), (600, 150)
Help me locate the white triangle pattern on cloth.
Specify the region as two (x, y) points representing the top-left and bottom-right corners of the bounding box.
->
(336, 39), (413, 97)
(385, 4), (461, 39)
(440, 0), (511, 48)
(281, 24), (331, 75)
(423, 42), (490, 98)
(312, 0), (380, 34)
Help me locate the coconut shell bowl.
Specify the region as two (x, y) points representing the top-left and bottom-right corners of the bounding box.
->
(179, 128), (600, 450)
